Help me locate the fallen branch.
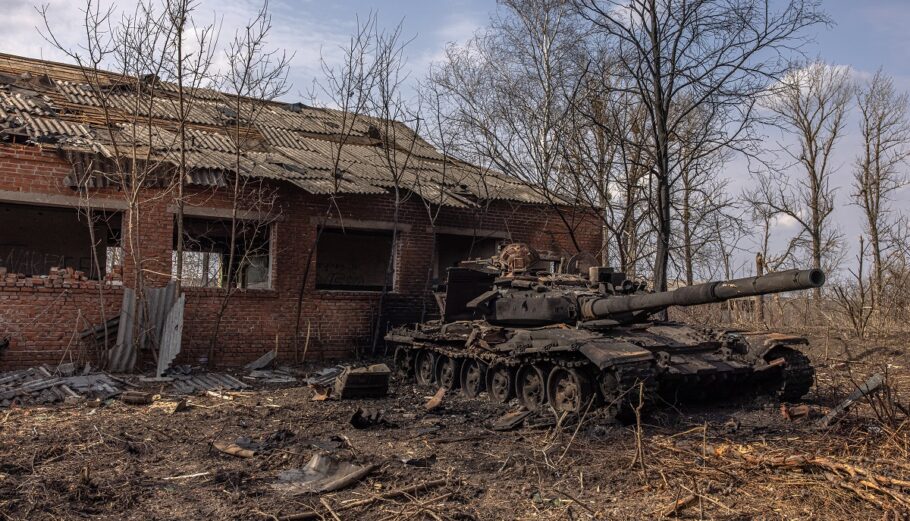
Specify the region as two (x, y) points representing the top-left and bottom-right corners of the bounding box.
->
(277, 478), (448, 521)
(662, 493), (697, 517)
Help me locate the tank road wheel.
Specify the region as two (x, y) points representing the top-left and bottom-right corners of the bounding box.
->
(435, 356), (462, 391)
(547, 368), (596, 414)
(766, 346), (814, 401)
(460, 360), (488, 398)
(486, 365), (515, 403)
(393, 346), (414, 379)
(598, 370), (622, 418)
(414, 351), (437, 386)
(516, 364), (550, 410)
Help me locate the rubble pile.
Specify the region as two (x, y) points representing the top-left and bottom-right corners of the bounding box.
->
(0, 264), (123, 289)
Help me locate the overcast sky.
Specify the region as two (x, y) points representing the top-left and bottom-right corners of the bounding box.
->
(2, 0), (909, 276)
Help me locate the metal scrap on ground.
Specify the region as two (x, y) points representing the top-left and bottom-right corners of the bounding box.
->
(0, 365), (123, 407)
(169, 372), (250, 394)
(818, 373), (885, 428)
(333, 364), (391, 399)
(272, 454), (376, 495)
(244, 349), (277, 371)
(303, 364), (390, 400)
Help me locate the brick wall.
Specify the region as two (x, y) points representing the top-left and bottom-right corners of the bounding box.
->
(0, 143), (602, 369)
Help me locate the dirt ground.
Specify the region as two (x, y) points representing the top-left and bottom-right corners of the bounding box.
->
(2, 332), (910, 520)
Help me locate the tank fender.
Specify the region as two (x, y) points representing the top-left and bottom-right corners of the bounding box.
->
(740, 332), (809, 360)
(578, 340), (654, 370)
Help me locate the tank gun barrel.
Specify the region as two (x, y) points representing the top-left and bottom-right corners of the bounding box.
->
(582, 269), (825, 319)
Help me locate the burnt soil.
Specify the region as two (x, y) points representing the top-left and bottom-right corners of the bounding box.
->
(2, 333), (910, 520)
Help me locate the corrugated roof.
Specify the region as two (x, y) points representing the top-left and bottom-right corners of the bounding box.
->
(0, 52), (556, 207)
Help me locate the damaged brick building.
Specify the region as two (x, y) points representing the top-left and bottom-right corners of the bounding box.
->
(0, 53), (601, 370)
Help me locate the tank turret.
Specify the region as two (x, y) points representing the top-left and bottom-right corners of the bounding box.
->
(453, 243), (824, 328)
(387, 243), (825, 419)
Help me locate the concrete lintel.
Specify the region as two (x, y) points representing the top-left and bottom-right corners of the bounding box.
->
(167, 204), (282, 222)
(0, 190), (129, 211)
(312, 216), (413, 233)
(431, 225), (510, 239)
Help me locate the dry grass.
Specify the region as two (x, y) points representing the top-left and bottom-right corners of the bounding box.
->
(2, 331), (910, 520)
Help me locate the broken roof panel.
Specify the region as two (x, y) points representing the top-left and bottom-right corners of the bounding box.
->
(0, 52), (556, 208)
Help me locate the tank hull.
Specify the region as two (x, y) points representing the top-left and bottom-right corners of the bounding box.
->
(386, 320), (814, 417)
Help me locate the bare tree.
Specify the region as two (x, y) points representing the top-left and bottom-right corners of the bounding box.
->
(853, 69), (910, 303)
(430, 0), (591, 253)
(162, 0), (219, 293)
(41, 0), (185, 369)
(365, 21), (424, 354)
(760, 61), (852, 296)
(209, 0), (289, 364)
(743, 177), (801, 274)
(561, 66), (655, 273)
(292, 13), (382, 360)
(573, 0), (827, 294)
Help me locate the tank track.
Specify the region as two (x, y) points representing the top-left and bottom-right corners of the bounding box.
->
(392, 342), (659, 421)
(767, 346), (814, 401)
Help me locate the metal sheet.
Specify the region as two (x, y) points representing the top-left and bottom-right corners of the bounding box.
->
(141, 282), (177, 353)
(108, 288), (137, 373)
(155, 293), (184, 377)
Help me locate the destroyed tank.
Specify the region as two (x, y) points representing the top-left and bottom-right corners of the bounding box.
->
(386, 243), (825, 417)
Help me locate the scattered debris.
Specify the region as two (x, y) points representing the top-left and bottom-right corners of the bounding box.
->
(244, 349), (277, 370)
(400, 454), (437, 467)
(212, 440), (256, 459)
(120, 391), (154, 405)
(213, 429), (295, 459)
(162, 471), (210, 481)
(276, 478), (448, 521)
(781, 403), (811, 420)
(0, 365), (122, 407)
(299, 437), (347, 451)
(818, 373), (885, 428)
(663, 493), (698, 517)
(304, 366), (345, 387)
(150, 398), (188, 414)
(349, 407), (396, 429)
(246, 369), (297, 384)
(272, 454), (376, 495)
(424, 387), (446, 410)
(491, 409), (534, 431)
(169, 372), (250, 395)
(334, 364), (391, 399)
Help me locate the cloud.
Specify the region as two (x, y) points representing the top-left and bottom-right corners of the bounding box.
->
(1, 0), (351, 101)
(772, 213), (800, 230)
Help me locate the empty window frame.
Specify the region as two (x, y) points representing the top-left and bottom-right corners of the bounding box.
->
(434, 234), (500, 286)
(0, 202), (122, 280)
(316, 228), (394, 291)
(173, 216), (272, 289)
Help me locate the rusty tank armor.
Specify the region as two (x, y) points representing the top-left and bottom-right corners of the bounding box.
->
(386, 243), (824, 418)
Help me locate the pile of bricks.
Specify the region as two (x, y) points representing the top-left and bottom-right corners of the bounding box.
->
(104, 264), (124, 285)
(0, 265), (121, 289)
